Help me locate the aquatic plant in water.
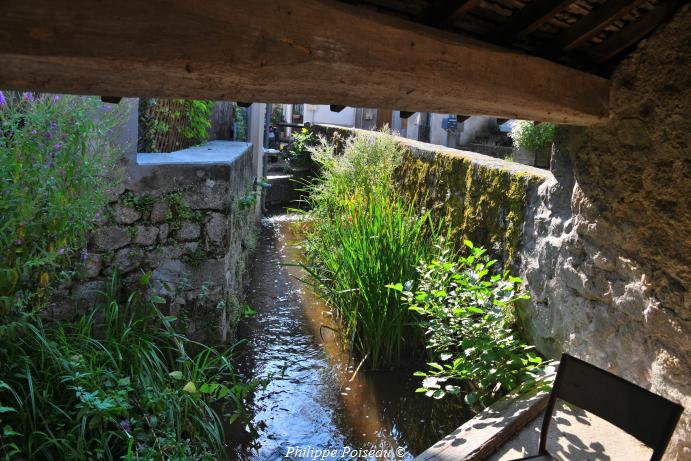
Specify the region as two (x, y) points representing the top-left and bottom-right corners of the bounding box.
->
(301, 131), (445, 368)
(389, 240), (548, 408)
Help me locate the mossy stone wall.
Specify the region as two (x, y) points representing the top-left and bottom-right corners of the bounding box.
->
(311, 125), (550, 268)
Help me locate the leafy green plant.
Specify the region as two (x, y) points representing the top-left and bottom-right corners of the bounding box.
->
(233, 105), (247, 142)
(509, 120), (555, 151)
(285, 128), (315, 168)
(0, 273), (259, 460)
(389, 240), (548, 408)
(0, 91), (125, 314)
(181, 100), (214, 145)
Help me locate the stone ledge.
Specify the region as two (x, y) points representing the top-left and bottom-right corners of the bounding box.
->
(137, 140), (252, 166)
(415, 364), (558, 461)
(313, 124), (553, 181)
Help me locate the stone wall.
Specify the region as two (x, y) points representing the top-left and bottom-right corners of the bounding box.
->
(518, 7), (690, 459)
(311, 124), (550, 271)
(68, 141), (259, 344)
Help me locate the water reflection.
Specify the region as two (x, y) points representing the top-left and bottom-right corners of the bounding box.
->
(235, 213), (471, 460)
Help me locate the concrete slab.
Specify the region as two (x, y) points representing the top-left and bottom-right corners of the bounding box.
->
(137, 140), (252, 165)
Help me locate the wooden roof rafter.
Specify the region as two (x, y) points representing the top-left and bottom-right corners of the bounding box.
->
(417, 0), (482, 27)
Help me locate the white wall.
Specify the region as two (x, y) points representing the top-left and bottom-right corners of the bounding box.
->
(303, 104), (356, 127)
(429, 113), (448, 146)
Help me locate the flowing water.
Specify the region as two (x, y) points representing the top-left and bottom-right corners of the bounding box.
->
(235, 213), (472, 460)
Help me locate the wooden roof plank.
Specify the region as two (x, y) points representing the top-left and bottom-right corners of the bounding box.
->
(587, 0), (681, 63)
(557, 0), (650, 54)
(494, 0), (575, 43)
(0, 0), (610, 125)
(417, 0), (482, 27)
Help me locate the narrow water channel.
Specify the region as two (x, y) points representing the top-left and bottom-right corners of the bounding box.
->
(236, 213), (472, 460)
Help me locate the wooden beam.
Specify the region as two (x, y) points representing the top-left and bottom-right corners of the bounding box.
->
(586, 0), (681, 64)
(0, 0), (610, 125)
(495, 0), (574, 43)
(100, 96), (122, 104)
(417, 0), (481, 27)
(556, 0), (649, 54)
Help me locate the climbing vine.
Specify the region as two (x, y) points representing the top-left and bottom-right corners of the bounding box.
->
(138, 98), (214, 152)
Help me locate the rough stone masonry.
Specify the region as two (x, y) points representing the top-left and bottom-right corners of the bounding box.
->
(66, 141), (259, 344)
(518, 6), (691, 459)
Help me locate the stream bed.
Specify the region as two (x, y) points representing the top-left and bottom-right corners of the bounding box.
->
(235, 213), (472, 460)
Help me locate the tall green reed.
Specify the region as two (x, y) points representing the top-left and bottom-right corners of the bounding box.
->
(301, 131), (445, 368)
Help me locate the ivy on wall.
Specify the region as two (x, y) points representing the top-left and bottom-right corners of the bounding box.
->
(138, 98), (215, 153)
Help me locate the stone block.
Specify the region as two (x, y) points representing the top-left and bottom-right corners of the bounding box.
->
(145, 245), (185, 268)
(93, 225), (131, 250)
(150, 201), (171, 224)
(80, 253), (102, 279)
(159, 223), (170, 243)
(177, 222), (201, 241)
(113, 204), (141, 224)
(183, 183), (229, 210)
(134, 225), (159, 246)
(205, 213), (227, 245)
(72, 280), (107, 306)
(114, 248), (144, 274)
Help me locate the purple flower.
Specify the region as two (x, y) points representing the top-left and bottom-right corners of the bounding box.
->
(23, 92), (33, 102)
(95, 211), (102, 219)
(50, 122), (58, 132)
(81, 248), (89, 260)
(53, 95), (61, 102)
(32, 129), (38, 135)
(58, 248), (65, 255)
(104, 104), (112, 111)
(119, 420), (131, 432)
(0, 91), (6, 106)
(15, 239), (22, 246)
(54, 143), (61, 150)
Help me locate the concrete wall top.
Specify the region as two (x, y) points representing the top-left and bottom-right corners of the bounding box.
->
(314, 124), (552, 180)
(137, 141), (253, 166)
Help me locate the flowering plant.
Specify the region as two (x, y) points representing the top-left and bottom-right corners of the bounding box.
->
(0, 91), (125, 313)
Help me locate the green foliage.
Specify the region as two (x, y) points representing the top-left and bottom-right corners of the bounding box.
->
(0, 92), (125, 314)
(233, 105), (247, 142)
(270, 105), (283, 125)
(389, 241), (548, 407)
(509, 120), (555, 151)
(285, 128), (316, 168)
(0, 274), (259, 460)
(180, 100), (214, 145)
(301, 132), (445, 368)
(138, 99), (213, 153)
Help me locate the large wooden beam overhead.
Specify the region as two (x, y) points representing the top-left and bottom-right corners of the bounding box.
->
(0, 0), (610, 125)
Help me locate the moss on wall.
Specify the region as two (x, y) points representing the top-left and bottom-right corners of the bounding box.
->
(311, 123), (548, 268)
(395, 148), (543, 267)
